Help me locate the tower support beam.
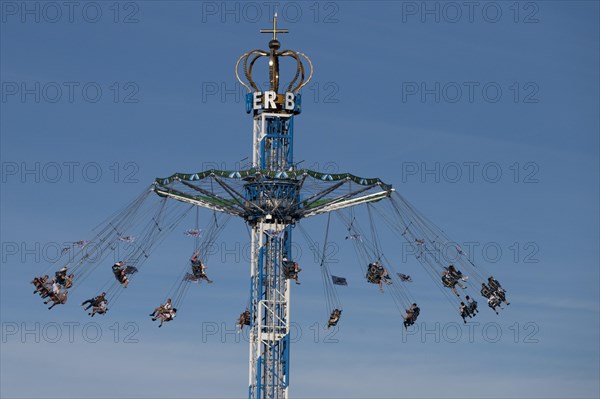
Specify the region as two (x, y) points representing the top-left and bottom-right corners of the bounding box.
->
(249, 220), (291, 398)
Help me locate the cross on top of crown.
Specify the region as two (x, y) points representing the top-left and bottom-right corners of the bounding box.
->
(260, 13), (289, 41)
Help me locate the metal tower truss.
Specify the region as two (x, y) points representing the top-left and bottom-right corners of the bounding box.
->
(253, 112), (294, 170)
(249, 220), (291, 398)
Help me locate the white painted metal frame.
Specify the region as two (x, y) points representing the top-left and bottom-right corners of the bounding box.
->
(252, 112), (292, 169)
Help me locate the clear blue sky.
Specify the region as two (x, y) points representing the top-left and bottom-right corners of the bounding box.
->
(1, 1), (598, 398)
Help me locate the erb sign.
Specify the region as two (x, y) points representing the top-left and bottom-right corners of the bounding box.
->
(247, 91), (299, 113)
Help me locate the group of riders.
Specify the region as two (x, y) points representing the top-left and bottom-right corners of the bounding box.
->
(31, 266), (73, 310)
(32, 251), (509, 329)
(481, 276), (510, 314)
(236, 307), (343, 331)
(363, 261), (509, 327)
(441, 265), (468, 296)
(148, 252), (214, 328)
(235, 307), (342, 331)
(441, 264), (480, 322)
(364, 261), (421, 329)
(437, 263), (509, 317)
(31, 266), (111, 315)
(234, 256), (304, 331)
(440, 264), (509, 320)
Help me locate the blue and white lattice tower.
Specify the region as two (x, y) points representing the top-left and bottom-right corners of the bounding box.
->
(153, 15), (393, 398)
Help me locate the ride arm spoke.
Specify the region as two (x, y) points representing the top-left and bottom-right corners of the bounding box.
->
(213, 176), (267, 215)
(301, 185), (392, 218)
(179, 179), (248, 214)
(153, 185), (244, 216)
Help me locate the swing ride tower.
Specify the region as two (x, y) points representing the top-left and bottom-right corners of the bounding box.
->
(242, 18), (300, 399)
(152, 16), (394, 398)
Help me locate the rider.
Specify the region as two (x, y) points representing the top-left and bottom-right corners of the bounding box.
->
(403, 303), (420, 329)
(442, 270), (461, 297)
(39, 278), (54, 298)
(190, 253), (213, 284)
(487, 292), (502, 314)
(44, 289), (68, 310)
(190, 253), (202, 267)
(466, 295), (478, 315)
(447, 265), (467, 289)
(112, 261), (129, 288)
(282, 257), (301, 285)
(366, 263), (378, 283)
(89, 300), (107, 317)
(488, 276), (502, 291)
(51, 280), (61, 296)
(459, 302), (471, 324)
(31, 275), (49, 295)
(488, 276), (510, 305)
(238, 309), (251, 330)
(378, 263), (392, 287)
(55, 267), (68, 286)
(81, 292), (107, 311)
(150, 298), (173, 319)
(327, 309), (342, 329)
(64, 273), (75, 289)
(480, 282), (493, 299)
(367, 261), (391, 293)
